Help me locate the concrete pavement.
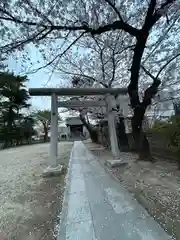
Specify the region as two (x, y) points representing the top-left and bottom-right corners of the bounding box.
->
(58, 141), (173, 240)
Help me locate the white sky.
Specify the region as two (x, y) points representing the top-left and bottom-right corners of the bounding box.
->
(6, 44), (72, 119)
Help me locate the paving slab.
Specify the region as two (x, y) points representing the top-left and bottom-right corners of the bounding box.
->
(58, 141), (173, 240)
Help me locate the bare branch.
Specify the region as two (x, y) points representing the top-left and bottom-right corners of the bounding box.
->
(0, 8), (86, 30)
(99, 49), (106, 83)
(90, 35), (109, 86)
(58, 68), (108, 88)
(58, 70), (96, 81)
(152, 92), (180, 107)
(141, 65), (157, 81)
(90, 21), (139, 36)
(143, 79), (161, 107)
(91, 35), (103, 51)
(42, 31), (72, 86)
(161, 79), (180, 91)
(92, 2), (100, 24)
(0, 7), (139, 37)
(104, 0), (123, 21)
(104, 44), (135, 65)
(141, 50), (180, 107)
(142, 0), (157, 31)
(142, 13), (179, 63)
(28, 32), (86, 74)
(156, 52), (180, 78)
(108, 50), (116, 87)
(152, 0), (176, 25)
(36, 28), (53, 41)
(0, 27), (49, 54)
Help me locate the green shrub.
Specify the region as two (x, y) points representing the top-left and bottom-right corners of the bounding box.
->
(149, 116), (180, 156)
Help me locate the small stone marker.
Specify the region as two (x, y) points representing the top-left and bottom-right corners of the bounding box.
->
(107, 159), (128, 168)
(42, 165), (64, 178)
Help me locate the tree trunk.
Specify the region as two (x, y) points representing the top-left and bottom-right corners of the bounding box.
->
(131, 105), (154, 162)
(43, 124), (48, 142)
(79, 114), (98, 143)
(116, 116), (129, 151)
(6, 107), (13, 147)
(44, 131), (48, 142)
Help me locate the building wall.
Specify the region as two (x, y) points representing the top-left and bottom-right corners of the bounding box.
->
(66, 117), (83, 126)
(58, 126), (69, 138)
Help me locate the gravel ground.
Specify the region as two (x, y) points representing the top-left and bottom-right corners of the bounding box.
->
(85, 142), (180, 239)
(0, 142), (73, 240)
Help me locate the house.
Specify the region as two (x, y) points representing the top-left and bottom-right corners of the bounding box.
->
(66, 117), (89, 138)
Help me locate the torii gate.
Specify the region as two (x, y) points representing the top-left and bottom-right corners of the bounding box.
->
(29, 87), (127, 172)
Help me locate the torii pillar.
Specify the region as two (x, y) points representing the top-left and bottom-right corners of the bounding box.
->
(50, 93), (58, 167)
(106, 94), (120, 159)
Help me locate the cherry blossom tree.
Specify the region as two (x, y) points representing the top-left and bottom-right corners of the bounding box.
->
(55, 30), (133, 88)
(0, 0), (180, 159)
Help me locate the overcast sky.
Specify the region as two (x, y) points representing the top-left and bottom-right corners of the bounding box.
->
(6, 44), (72, 120)
(7, 47), (175, 121)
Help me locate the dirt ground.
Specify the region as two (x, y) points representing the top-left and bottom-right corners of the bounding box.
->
(0, 142), (73, 240)
(85, 142), (180, 240)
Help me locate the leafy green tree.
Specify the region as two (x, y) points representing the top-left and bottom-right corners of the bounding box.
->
(34, 110), (51, 142)
(0, 72), (32, 147)
(150, 116), (180, 168)
(14, 115), (36, 145)
(34, 110), (62, 142)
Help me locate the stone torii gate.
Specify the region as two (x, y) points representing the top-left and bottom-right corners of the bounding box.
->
(29, 87), (127, 173)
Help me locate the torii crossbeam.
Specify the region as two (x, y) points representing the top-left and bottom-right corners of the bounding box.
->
(29, 87), (127, 96)
(57, 100), (106, 108)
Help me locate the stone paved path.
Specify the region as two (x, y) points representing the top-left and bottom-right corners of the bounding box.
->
(58, 141), (173, 240)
